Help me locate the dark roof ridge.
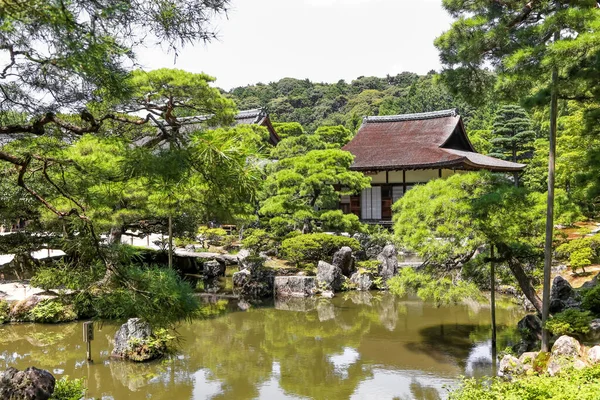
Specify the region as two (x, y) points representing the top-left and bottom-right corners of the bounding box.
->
(363, 109), (458, 123)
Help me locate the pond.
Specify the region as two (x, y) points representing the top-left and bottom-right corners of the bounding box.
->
(0, 292), (522, 400)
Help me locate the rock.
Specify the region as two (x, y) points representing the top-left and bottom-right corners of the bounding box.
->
(587, 319), (600, 342)
(321, 290), (334, 299)
(551, 264), (568, 274)
(518, 352), (539, 365)
(332, 247), (355, 276)
(232, 269), (251, 288)
(350, 271), (373, 291)
(549, 276), (581, 312)
(0, 367), (55, 400)
(237, 300), (251, 311)
(518, 314), (543, 341)
(588, 346), (600, 364)
(232, 267), (274, 299)
(237, 249), (266, 271)
(549, 298), (566, 314)
(274, 276), (317, 298)
(573, 359), (587, 370)
(581, 272), (600, 290)
(498, 355), (523, 378)
(317, 261), (344, 292)
(551, 335), (581, 358)
(546, 358), (563, 377)
(216, 254), (239, 266)
(112, 318), (161, 362)
(551, 276), (574, 300)
(202, 260), (226, 278)
(377, 245), (398, 281)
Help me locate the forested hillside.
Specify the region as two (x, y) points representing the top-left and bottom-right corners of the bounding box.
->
(225, 72), (600, 217)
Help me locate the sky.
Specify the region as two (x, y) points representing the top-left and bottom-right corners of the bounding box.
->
(135, 0), (453, 90)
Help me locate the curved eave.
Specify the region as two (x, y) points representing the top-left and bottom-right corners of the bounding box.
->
(349, 157), (525, 173)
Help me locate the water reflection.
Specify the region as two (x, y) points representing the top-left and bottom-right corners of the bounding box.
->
(0, 292), (521, 399)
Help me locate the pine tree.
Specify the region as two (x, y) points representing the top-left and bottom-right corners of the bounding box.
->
(489, 105), (536, 164)
(488, 105), (536, 186)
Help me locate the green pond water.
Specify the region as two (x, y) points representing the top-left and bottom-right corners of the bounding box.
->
(0, 292), (523, 400)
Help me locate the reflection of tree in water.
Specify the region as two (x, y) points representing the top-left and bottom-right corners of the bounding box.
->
(406, 323), (519, 374)
(410, 379), (442, 400)
(187, 301), (377, 400)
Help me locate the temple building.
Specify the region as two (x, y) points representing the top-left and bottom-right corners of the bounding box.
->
(340, 109), (525, 224)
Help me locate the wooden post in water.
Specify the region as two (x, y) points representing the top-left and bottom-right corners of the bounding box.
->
(83, 321), (94, 362)
(168, 215), (173, 269)
(490, 244), (497, 375)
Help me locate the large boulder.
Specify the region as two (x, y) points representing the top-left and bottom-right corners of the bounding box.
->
(581, 272), (600, 290)
(514, 314), (543, 354)
(202, 260), (226, 279)
(274, 276), (317, 298)
(549, 276), (581, 313)
(587, 345), (600, 364)
(332, 247), (355, 276)
(0, 367), (55, 400)
(232, 267), (274, 299)
(317, 261), (345, 292)
(232, 269), (251, 288)
(551, 335), (581, 358)
(112, 318), (165, 362)
(377, 245), (398, 281)
(350, 271), (373, 291)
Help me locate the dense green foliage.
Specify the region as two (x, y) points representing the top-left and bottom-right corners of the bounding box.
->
(556, 235), (600, 274)
(280, 234), (360, 267)
(50, 377), (86, 400)
(582, 285), (600, 314)
(28, 299), (77, 324)
(260, 148), (369, 234)
(449, 365), (600, 400)
(387, 268), (483, 307)
(544, 309), (593, 337)
(489, 105), (535, 165)
(392, 171), (581, 312)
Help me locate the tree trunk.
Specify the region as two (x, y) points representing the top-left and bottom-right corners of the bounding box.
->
(542, 41), (560, 351)
(496, 243), (543, 314)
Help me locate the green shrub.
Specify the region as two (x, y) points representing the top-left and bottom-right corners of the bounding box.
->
(280, 233), (360, 266)
(241, 229), (274, 255)
(0, 300), (8, 324)
(28, 299), (77, 323)
(173, 236), (197, 248)
(30, 262), (104, 291)
(544, 309), (593, 337)
(87, 265), (199, 327)
(582, 285), (600, 314)
(50, 377), (86, 400)
(319, 210), (365, 234)
(198, 227), (228, 247)
(449, 364), (600, 400)
(556, 235), (600, 274)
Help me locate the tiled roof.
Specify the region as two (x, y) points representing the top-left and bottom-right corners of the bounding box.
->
(342, 109), (524, 172)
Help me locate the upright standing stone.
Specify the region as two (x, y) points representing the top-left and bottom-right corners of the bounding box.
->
(377, 245), (398, 281)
